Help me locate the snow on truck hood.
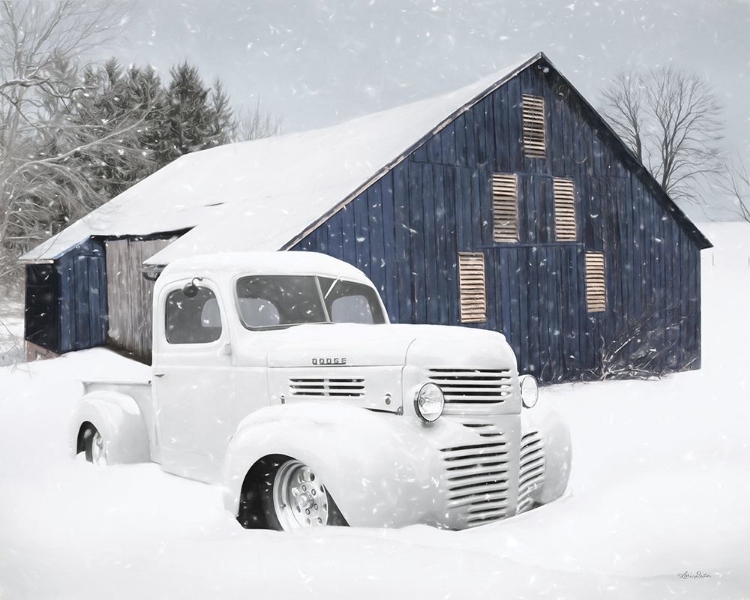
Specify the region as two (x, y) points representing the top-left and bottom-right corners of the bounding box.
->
(263, 323), (514, 369)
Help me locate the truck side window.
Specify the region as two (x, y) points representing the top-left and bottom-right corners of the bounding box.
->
(165, 287), (223, 344)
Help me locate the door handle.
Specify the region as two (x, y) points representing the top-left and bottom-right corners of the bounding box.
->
(154, 372), (165, 378)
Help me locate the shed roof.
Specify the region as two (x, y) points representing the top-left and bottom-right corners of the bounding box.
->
(22, 52), (710, 264)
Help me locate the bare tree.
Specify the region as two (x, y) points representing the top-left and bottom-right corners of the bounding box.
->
(0, 1), (135, 280)
(601, 66), (724, 204)
(232, 100), (282, 142)
(720, 154), (750, 223)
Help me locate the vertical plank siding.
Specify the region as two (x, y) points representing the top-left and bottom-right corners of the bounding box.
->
(56, 239), (107, 353)
(292, 58), (703, 382)
(106, 238), (171, 362)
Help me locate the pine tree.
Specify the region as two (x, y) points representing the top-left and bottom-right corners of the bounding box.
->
(210, 79), (235, 147)
(161, 62), (213, 163)
(63, 59), (167, 200)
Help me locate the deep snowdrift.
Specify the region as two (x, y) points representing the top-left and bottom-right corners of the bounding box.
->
(0, 223), (748, 599)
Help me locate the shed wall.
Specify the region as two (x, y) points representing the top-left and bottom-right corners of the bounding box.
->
(24, 263), (59, 352)
(57, 238), (108, 353)
(106, 238), (171, 361)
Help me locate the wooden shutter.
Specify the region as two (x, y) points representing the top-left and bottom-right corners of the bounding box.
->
(553, 178), (577, 241)
(492, 174), (519, 243)
(522, 94), (546, 158)
(585, 252), (606, 312)
(458, 252), (487, 323)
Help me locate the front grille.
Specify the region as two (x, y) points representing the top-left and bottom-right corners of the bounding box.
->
(440, 438), (510, 527)
(289, 378), (365, 398)
(428, 369), (512, 414)
(517, 431), (545, 514)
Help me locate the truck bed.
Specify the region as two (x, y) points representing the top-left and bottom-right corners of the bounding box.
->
(65, 348), (152, 386)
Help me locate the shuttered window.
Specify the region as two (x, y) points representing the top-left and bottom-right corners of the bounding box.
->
(585, 252), (607, 312)
(492, 174), (519, 243)
(553, 178), (577, 241)
(458, 252), (487, 323)
(522, 94), (546, 158)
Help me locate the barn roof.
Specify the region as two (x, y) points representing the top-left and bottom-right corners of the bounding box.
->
(22, 52), (710, 264)
(22, 56), (532, 263)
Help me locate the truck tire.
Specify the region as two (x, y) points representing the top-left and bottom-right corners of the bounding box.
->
(81, 424), (107, 466)
(259, 455), (346, 530)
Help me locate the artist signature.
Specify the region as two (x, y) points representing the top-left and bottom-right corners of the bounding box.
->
(678, 571), (711, 580)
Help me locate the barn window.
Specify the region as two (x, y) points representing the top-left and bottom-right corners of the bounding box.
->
(522, 94), (546, 158)
(492, 174), (519, 243)
(458, 252), (487, 323)
(585, 252), (607, 313)
(553, 178), (577, 241)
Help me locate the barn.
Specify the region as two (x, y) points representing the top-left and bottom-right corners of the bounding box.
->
(21, 52), (711, 381)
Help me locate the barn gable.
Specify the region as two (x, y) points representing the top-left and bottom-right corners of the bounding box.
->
(290, 54), (708, 381)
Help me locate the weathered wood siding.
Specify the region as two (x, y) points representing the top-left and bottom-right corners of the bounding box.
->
(291, 58), (704, 382)
(106, 238), (170, 361)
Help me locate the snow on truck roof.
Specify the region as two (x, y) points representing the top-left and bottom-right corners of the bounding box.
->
(22, 55), (534, 264)
(162, 252), (370, 283)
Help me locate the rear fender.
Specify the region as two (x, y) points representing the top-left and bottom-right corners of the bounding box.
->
(69, 391), (150, 464)
(222, 403), (440, 528)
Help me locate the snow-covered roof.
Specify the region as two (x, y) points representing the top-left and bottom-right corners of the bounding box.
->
(22, 54), (537, 264)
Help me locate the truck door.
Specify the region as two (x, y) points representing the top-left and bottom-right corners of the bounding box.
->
(152, 277), (236, 482)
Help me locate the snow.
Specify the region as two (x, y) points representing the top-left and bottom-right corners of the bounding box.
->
(21, 57), (533, 264)
(164, 251), (370, 282)
(2, 222), (749, 599)
(0, 297), (23, 366)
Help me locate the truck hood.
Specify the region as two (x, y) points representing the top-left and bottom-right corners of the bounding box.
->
(264, 323), (510, 369)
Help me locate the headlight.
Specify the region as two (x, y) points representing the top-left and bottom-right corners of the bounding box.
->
(414, 383), (444, 423)
(519, 375), (538, 409)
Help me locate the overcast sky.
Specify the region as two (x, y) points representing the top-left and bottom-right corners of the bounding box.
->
(110, 0), (750, 217)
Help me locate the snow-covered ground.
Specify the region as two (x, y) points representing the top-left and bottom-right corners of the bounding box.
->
(0, 223), (748, 599)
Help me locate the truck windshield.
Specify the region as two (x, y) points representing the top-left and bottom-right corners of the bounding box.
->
(236, 275), (386, 330)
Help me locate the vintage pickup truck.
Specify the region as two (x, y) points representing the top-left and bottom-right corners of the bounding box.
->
(71, 252), (571, 531)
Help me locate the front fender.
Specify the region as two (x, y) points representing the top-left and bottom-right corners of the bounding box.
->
(222, 402), (448, 528)
(521, 404), (572, 505)
(69, 391), (151, 464)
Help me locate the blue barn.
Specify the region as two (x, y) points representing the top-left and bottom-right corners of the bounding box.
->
(22, 53), (711, 382)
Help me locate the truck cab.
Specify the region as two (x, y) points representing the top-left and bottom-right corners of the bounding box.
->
(71, 252), (571, 530)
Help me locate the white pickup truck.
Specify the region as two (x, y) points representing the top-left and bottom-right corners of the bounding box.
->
(71, 252), (571, 531)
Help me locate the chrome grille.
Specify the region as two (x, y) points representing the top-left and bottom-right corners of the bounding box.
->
(517, 431), (545, 514)
(441, 414), (506, 438)
(289, 378), (365, 398)
(428, 369), (512, 414)
(440, 438), (510, 527)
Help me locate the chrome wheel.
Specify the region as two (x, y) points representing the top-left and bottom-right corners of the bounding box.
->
(89, 430), (107, 467)
(272, 460), (329, 529)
